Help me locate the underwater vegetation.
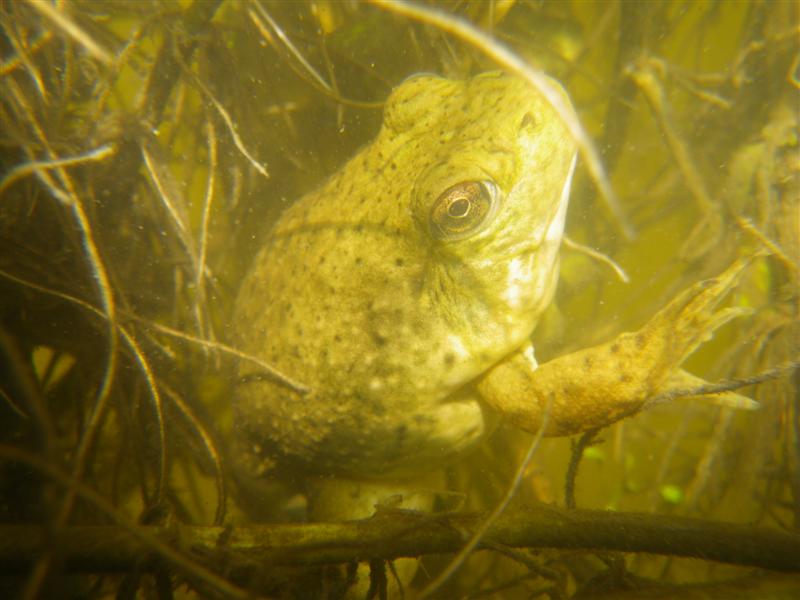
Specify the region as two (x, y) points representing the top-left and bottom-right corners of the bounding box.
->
(1, 1), (798, 598)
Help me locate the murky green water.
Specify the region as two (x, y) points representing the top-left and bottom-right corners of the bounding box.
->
(1, 1), (797, 598)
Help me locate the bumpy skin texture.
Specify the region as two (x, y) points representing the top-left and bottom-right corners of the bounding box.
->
(233, 73), (577, 478)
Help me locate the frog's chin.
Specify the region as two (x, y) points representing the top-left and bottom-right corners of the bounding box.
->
(502, 253), (553, 313)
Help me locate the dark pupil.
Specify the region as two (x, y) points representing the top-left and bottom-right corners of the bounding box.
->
(447, 197), (470, 218)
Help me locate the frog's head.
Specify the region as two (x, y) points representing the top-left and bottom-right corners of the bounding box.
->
(385, 72), (578, 360)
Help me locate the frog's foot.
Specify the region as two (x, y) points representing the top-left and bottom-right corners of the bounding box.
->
(654, 369), (760, 410)
(477, 258), (755, 437)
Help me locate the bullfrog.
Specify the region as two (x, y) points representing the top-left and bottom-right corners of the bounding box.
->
(233, 72), (577, 479)
(232, 71), (752, 491)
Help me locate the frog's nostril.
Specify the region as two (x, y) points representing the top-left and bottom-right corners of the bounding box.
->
(520, 112), (536, 130)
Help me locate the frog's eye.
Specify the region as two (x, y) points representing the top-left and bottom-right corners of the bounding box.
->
(429, 181), (498, 241)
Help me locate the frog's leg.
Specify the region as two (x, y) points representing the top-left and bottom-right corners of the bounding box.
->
(477, 258), (755, 437)
(307, 472), (444, 598)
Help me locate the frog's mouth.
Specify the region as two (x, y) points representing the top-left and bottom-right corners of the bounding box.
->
(544, 151), (577, 247)
(502, 149), (577, 253)
(498, 151), (577, 325)
(512, 151), (576, 285)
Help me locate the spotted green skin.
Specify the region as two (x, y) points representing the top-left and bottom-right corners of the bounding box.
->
(233, 73), (577, 478)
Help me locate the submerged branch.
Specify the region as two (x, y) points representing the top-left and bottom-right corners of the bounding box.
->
(1, 506), (798, 576)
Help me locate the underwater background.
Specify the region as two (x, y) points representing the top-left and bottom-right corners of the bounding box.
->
(1, 1), (798, 598)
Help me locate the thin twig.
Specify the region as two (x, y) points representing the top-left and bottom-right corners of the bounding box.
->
(0, 28), (52, 76)
(181, 65), (269, 180)
(136, 318), (310, 394)
(734, 216), (798, 275)
(0, 144), (116, 196)
(0, 446), (252, 599)
(646, 361), (799, 407)
(160, 385), (226, 526)
(564, 429), (602, 509)
(141, 142), (194, 240)
(0, 267), (309, 396)
(25, 0), (113, 66)
(248, 2), (383, 110)
(5, 79), (125, 526)
(0, 267), (167, 502)
(563, 236), (630, 283)
(417, 395), (554, 599)
(682, 408), (733, 512)
(626, 57), (721, 258)
(195, 115), (217, 342)
(2, 16), (49, 103)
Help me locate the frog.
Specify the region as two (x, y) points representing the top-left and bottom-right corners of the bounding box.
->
(232, 71), (753, 512)
(233, 71), (578, 481)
